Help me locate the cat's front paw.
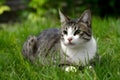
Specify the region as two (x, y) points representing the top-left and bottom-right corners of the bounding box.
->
(65, 66), (77, 72)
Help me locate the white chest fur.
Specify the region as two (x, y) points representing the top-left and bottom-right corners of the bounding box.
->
(61, 37), (97, 66)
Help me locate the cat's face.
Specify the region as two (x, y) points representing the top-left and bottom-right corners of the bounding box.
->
(59, 10), (92, 48)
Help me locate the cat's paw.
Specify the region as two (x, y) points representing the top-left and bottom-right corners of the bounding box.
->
(22, 36), (37, 58)
(65, 66), (77, 72)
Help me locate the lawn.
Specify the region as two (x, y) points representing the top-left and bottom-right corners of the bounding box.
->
(0, 17), (120, 80)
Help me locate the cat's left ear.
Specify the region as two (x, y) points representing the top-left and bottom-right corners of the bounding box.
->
(59, 9), (70, 23)
(79, 9), (91, 26)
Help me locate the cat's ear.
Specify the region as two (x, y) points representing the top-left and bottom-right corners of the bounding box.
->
(59, 10), (70, 23)
(79, 9), (91, 26)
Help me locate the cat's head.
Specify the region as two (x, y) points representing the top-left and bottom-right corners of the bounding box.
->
(59, 9), (92, 48)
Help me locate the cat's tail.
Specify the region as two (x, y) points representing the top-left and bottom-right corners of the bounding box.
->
(22, 35), (37, 63)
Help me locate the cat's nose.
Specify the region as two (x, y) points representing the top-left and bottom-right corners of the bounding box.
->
(68, 37), (73, 42)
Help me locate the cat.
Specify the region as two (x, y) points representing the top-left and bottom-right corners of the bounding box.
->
(22, 9), (99, 68)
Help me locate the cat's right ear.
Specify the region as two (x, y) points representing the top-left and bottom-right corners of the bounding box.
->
(59, 10), (70, 23)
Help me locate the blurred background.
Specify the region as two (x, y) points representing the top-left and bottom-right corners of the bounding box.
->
(0, 0), (120, 23)
(0, 1), (120, 79)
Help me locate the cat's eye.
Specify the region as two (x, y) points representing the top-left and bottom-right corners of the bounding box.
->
(63, 30), (67, 35)
(74, 29), (81, 35)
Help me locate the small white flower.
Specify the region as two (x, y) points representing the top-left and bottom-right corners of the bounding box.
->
(89, 66), (93, 69)
(86, 66), (93, 70)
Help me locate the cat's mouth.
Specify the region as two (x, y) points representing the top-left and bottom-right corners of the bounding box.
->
(65, 42), (75, 46)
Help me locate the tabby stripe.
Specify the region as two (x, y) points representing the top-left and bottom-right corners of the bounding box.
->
(83, 31), (91, 37)
(82, 37), (91, 40)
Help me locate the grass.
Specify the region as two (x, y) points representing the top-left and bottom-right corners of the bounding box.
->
(0, 17), (120, 80)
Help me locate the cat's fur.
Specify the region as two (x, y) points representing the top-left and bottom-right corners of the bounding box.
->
(22, 9), (99, 67)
